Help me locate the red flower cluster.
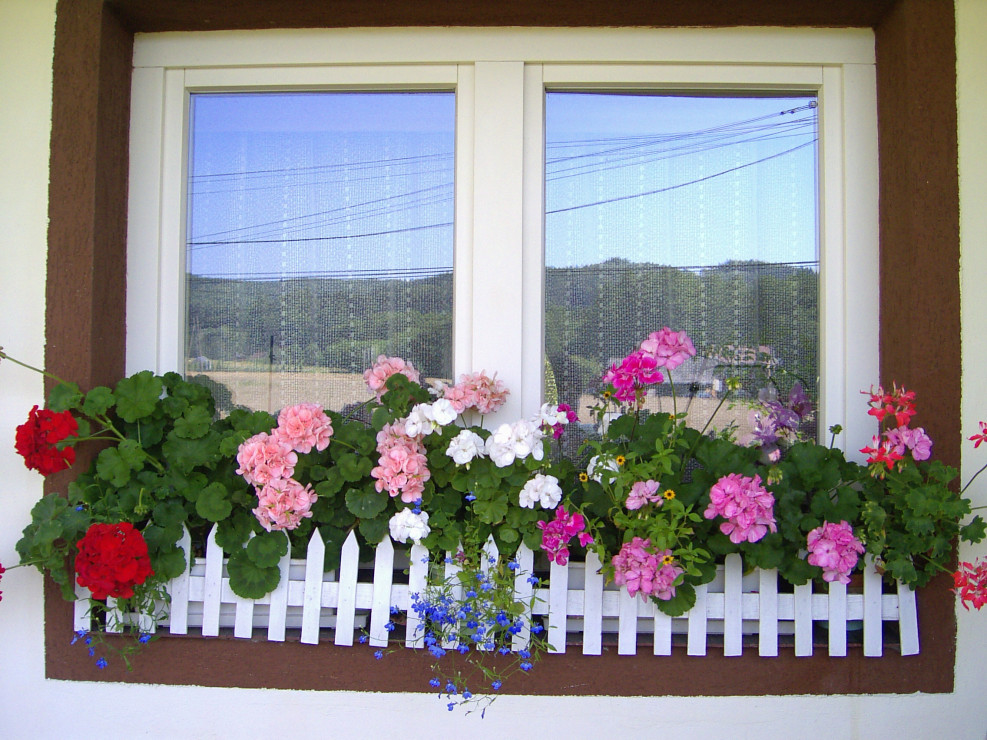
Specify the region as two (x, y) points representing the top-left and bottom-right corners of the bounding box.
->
(14, 405), (78, 476)
(863, 383), (916, 428)
(75, 523), (154, 600)
(954, 559), (987, 611)
(0, 561), (5, 603)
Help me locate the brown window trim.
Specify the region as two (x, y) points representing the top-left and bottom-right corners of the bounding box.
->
(44, 0), (959, 694)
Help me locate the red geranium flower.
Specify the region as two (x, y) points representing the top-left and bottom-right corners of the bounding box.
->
(14, 405), (78, 476)
(75, 522), (154, 600)
(954, 559), (987, 611)
(969, 421), (987, 449)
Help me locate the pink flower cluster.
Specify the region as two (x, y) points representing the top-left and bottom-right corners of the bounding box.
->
(253, 477), (318, 532)
(276, 403), (334, 454)
(625, 479), (663, 510)
(859, 383), (932, 470)
(363, 355), (421, 400)
(703, 473), (777, 544)
(601, 350), (664, 403)
(235, 403), (334, 530)
(537, 506), (594, 565)
(371, 420), (431, 503)
(236, 432), (298, 488)
(806, 520), (865, 584)
(443, 371), (510, 415)
(639, 327), (697, 371)
(954, 559), (987, 611)
(611, 537), (683, 601)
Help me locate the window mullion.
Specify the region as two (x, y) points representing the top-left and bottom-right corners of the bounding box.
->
(468, 61), (527, 421)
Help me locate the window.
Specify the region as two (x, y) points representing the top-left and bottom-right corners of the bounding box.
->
(129, 27), (878, 453)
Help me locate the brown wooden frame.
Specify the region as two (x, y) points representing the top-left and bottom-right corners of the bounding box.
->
(44, 0), (959, 694)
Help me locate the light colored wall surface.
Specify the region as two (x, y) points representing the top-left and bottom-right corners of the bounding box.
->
(0, 1), (984, 737)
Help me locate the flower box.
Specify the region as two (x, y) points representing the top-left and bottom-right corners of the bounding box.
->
(75, 524), (919, 658)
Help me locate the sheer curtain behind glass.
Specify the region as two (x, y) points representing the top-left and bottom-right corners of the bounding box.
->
(185, 92), (455, 413)
(544, 93), (819, 442)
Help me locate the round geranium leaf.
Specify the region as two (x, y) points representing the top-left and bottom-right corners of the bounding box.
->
(82, 386), (115, 417)
(358, 515), (389, 545)
(46, 381), (82, 413)
(215, 509), (256, 551)
(153, 499), (188, 529)
(113, 371), (164, 423)
(227, 549), (281, 599)
(195, 481), (233, 522)
(345, 488), (389, 519)
(152, 544), (188, 580)
(174, 405), (213, 439)
(338, 453), (372, 483)
(246, 530), (289, 568)
(652, 582), (696, 617)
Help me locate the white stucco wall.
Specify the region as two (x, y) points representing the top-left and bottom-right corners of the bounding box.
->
(1, 1), (984, 737)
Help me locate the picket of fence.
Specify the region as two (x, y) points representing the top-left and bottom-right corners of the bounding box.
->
(75, 523), (920, 657)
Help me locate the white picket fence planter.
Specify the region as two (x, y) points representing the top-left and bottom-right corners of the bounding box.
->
(75, 524), (920, 658)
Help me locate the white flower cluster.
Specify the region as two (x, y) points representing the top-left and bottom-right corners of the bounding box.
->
(403, 399), (458, 437)
(485, 418), (545, 468)
(446, 429), (487, 465)
(518, 473), (563, 509)
(537, 402), (571, 428)
(388, 507), (431, 544)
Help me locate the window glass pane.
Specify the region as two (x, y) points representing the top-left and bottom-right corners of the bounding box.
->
(544, 92), (818, 442)
(185, 92), (455, 413)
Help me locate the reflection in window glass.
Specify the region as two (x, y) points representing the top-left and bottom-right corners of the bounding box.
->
(185, 92), (455, 413)
(544, 93), (819, 441)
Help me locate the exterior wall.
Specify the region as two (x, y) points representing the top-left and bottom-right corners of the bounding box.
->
(0, 0), (984, 736)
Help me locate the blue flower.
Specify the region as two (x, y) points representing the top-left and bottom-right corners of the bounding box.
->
(385, 621), (396, 632)
(457, 644), (470, 654)
(508, 560), (520, 571)
(96, 657), (108, 669)
(447, 703), (456, 711)
(138, 633), (152, 644)
(527, 575), (539, 585)
(492, 680), (503, 691)
(520, 661), (533, 671)
(532, 623), (545, 634)
(445, 682), (457, 695)
(519, 648), (531, 659)
(75, 505), (84, 511)
(358, 634), (368, 644)
(71, 630), (87, 645)
(480, 582), (493, 592)
(88, 647), (95, 657)
(390, 605), (400, 615)
(429, 677), (441, 688)
(465, 494), (477, 502)
(463, 690), (473, 700)
(374, 650), (384, 660)
(466, 589), (477, 599)
(429, 645), (447, 659)
(421, 556), (430, 564)
(498, 646), (511, 655)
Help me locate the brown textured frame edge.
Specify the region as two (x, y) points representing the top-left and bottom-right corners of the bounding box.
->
(43, 0), (958, 694)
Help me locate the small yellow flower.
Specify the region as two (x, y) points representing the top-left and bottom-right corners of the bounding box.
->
(602, 390), (612, 399)
(578, 472), (589, 483)
(616, 455), (626, 466)
(663, 489), (676, 500)
(662, 554), (675, 566)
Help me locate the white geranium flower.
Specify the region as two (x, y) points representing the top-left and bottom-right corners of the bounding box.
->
(587, 454), (619, 483)
(538, 403), (571, 427)
(404, 403), (438, 437)
(485, 419), (546, 468)
(389, 507), (430, 544)
(518, 473), (563, 510)
(446, 430), (486, 465)
(430, 398), (458, 426)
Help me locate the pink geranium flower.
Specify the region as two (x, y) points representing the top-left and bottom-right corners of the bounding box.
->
(371, 420), (431, 503)
(537, 506), (593, 565)
(236, 432), (298, 487)
(806, 520), (864, 585)
(639, 327), (697, 371)
(443, 371), (510, 415)
(601, 350), (664, 403)
(625, 479), (663, 511)
(703, 473), (776, 544)
(253, 477), (317, 531)
(275, 403), (333, 454)
(363, 355), (420, 400)
(611, 537), (682, 601)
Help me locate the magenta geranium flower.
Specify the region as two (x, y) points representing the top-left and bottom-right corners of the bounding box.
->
(611, 537), (682, 601)
(704, 473), (776, 544)
(639, 327), (697, 371)
(806, 520), (864, 585)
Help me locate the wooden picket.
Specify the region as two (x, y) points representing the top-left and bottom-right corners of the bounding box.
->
(71, 526), (923, 658)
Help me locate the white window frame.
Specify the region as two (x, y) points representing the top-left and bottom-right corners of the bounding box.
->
(127, 27), (878, 455)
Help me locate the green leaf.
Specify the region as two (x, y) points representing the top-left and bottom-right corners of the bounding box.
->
(153, 499), (188, 529)
(162, 429), (221, 472)
(215, 509), (256, 550)
(114, 371), (164, 423)
(227, 549), (281, 599)
(195, 481), (233, 522)
(96, 446), (138, 487)
(47, 381), (82, 412)
(338, 453), (372, 482)
(173, 405), (213, 439)
(345, 488), (389, 519)
(82, 386), (115, 417)
(153, 546), (188, 580)
(653, 582), (696, 617)
(961, 516), (987, 543)
(358, 515), (389, 544)
(473, 497), (508, 525)
(246, 531), (289, 567)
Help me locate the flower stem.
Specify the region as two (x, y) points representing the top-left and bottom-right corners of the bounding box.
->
(0, 349), (74, 388)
